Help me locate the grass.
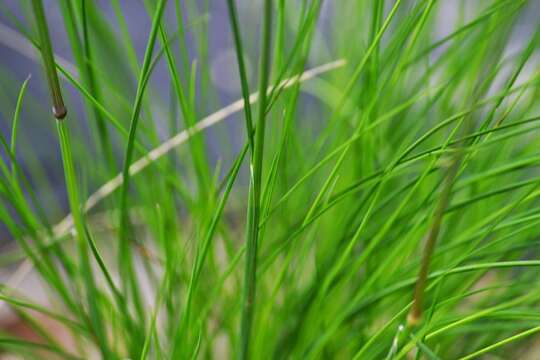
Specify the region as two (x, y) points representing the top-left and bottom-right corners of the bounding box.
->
(0, 0), (540, 358)
(237, 0), (272, 358)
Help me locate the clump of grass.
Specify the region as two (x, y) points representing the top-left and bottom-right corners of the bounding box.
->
(1, 0), (540, 359)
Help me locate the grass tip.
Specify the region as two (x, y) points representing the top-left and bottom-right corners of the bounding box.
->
(53, 105), (67, 120)
(407, 310), (421, 327)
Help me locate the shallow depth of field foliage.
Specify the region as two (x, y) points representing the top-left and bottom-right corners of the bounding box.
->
(2, 0), (540, 358)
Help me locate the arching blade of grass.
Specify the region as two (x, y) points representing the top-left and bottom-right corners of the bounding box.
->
(458, 325), (540, 360)
(0, 291), (86, 333)
(117, 0), (167, 339)
(9, 75), (30, 177)
(0, 337), (83, 360)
